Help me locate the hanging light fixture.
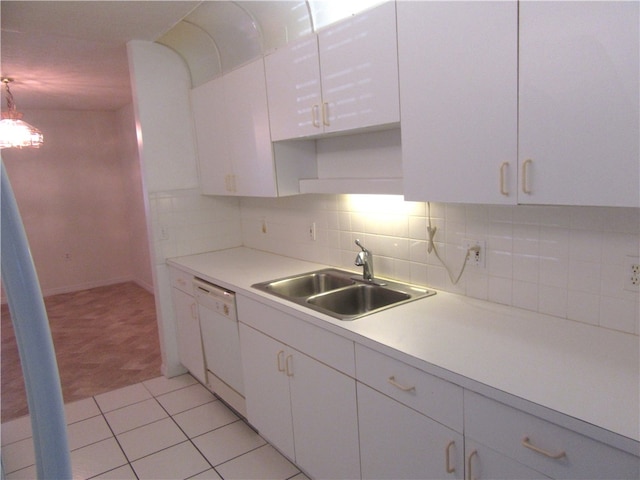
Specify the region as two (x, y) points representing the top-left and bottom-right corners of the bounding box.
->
(0, 78), (44, 149)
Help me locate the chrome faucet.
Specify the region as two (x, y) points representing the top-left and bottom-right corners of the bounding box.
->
(354, 239), (374, 282)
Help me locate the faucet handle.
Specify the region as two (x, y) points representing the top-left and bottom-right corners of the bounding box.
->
(355, 239), (369, 253)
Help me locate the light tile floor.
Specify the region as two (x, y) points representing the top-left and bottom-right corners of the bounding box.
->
(1, 374), (307, 480)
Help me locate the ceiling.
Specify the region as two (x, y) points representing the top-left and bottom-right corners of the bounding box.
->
(1, 1), (202, 111)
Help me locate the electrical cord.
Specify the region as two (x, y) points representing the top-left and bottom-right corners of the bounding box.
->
(426, 202), (479, 285)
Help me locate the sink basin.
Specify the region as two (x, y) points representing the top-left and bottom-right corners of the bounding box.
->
(262, 269), (355, 298)
(307, 284), (410, 317)
(253, 268), (436, 320)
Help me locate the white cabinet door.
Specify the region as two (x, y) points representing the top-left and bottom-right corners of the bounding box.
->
(464, 439), (550, 480)
(224, 59), (277, 197)
(519, 1), (639, 207)
(264, 36), (323, 141)
(191, 76), (232, 196)
(290, 350), (360, 480)
(238, 323), (295, 460)
(171, 287), (206, 384)
(319, 0), (400, 134)
(358, 383), (464, 480)
(265, 1), (400, 141)
(399, 1), (517, 204)
(192, 58), (277, 197)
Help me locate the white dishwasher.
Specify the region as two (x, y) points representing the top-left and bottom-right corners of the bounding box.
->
(193, 277), (246, 416)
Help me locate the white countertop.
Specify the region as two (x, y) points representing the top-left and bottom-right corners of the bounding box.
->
(168, 247), (640, 445)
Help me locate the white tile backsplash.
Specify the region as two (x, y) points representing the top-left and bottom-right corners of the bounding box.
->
(149, 189), (242, 262)
(240, 195), (640, 335)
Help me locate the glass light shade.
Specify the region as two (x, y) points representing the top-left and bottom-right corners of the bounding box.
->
(0, 116), (44, 149)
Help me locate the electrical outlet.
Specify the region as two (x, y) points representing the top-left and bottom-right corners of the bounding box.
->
(463, 239), (486, 268)
(309, 222), (317, 241)
(625, 255), (640, 291)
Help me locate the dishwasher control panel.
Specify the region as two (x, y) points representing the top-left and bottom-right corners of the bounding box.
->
(193, 278), (236, 319)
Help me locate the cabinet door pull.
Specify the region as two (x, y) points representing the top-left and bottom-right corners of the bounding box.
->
(285, 354), (294, 377)
(312, 104), (321, 128)
(387, 376), (415, 392)
(500, 162), (509, 196)
(522, 158), (533, 194)
(522, 436), (566, 459)
(466, 449), (478, 480)
(445, 440), (456, 473)
(322, 102), (330, 126)
(276, 350), (285, 373)
(190, 303), (198, 320)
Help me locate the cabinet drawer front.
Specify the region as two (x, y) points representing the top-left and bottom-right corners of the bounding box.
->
(355, 344), (463, 432)
(169, 266), (193, 293)
(464, 391), (640, 479)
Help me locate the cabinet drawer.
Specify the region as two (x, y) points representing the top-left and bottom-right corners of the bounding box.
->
(169, 266), (193, 294)
(464, 390), (639, 479)
(355, 344), (463, 433)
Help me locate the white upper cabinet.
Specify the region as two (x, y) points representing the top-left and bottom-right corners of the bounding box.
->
(191, 75), (232, 196)
(399, 1), (518, 204)
(400, 0), (639, 207)
(264, 36), (323, 141)
(519, 1), (639, 207)
(191, 58), (278, 197)
(265, 1), (400, 141)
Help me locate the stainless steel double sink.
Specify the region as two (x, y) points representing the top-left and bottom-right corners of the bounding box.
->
(252, 268), (436, 320)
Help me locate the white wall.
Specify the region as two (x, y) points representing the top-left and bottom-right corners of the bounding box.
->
(127, 40), (243, 377)
(241, 195), (640, 336)
(117, 103), (154, 291)
(2, 109), (140, 296)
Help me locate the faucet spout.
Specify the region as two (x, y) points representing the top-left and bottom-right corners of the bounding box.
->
(354, 239), (374, 281)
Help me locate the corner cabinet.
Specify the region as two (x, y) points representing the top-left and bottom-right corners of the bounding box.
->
(191, 59), (277, 197)
(237, 296), (360, 479)
(265, 1), (400, 141)
(400, 1), (639, 207)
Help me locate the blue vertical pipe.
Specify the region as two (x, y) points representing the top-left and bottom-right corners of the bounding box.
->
(1, 159), (72, 479)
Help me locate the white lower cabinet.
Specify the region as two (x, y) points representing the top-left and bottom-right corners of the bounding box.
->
(236, 296), (638, 479)
(169, 267), (206, 384)
(239, 322), (360, 479)
(358, 382), (464, 479)
(464, 390), (640, 480)
(355, 345), (639, 480)
(464, 439), (550, 480)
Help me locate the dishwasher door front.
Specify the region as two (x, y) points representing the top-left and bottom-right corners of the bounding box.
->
(193, 279), (245, 414)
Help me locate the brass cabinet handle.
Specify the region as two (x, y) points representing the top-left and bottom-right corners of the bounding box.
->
(387, 376), (416, 392)
(466, 449), (478, 480)
(285, 354), (294, 377)
(522, 158), (533, 194)
(445, 440), (456, 473)
(276, 350), (285, 373)
(500, 162), (509, 196)
(322, 102), (330, 126)
(522, 436), (566, 459)
(312, 104), (321, 128)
